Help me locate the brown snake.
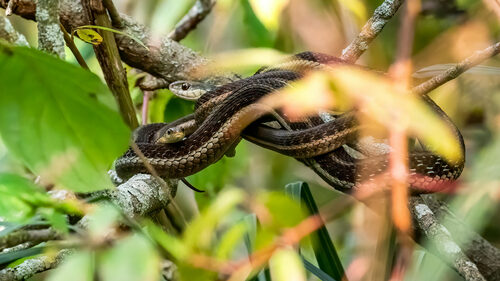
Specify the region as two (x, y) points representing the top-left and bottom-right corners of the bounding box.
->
(115, 52), (465, 193)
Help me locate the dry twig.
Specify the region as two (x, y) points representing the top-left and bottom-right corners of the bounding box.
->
(412, 42), (500, 96)
(341, 0), (405, 63)
(169, 0), (216, 42)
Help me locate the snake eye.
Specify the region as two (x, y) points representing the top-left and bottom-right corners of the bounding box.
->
(166, 128), (173, 135)
(181, 82), (190, 91)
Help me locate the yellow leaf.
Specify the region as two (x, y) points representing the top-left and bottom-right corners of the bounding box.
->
(328, 67), (463, 163)
(269, 248), (307, 281)
(261, 72), (346, 120)
(249, 0), (289, 30)
(75, 28), (103, 45)
(338, 0), (367, 22)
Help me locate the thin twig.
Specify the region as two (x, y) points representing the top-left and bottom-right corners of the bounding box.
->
(412, 42), (500, 96)
(5, 0), (15, 16)
(141, 90), (151, 125)
(59, 23), (89, 69)
(409, 197), (486, 281)
(341, 0), (405, 63)
(168, 0), (216, 42)
(386, 2), (420, 279)
(388, 0), (421, 236)
(102, 0), (122, 28)
(81, 0), (138, 129)
(0, 229), (61, 252)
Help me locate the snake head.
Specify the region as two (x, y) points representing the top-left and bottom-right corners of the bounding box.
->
(169, 80), (214, 101)
(156, 127), (185, 144)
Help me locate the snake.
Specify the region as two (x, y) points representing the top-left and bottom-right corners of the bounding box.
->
(115, 52), (465, 193)
(115, 78), (360, 178)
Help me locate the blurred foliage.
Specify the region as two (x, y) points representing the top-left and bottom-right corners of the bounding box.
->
(0, 0), (500, 280)
(0, 44), (129, 192)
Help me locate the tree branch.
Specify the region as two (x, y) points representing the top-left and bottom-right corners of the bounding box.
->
(0, 0), (208, 83)
(412, 42), (500, 96)
(0, 229), (61, 252)
(410, 197), (486, 281)
(102, 0), (122, 28)
(36, 0), (65, 58)
(0, 249), (72, 280)
(168, 0), (216, 42)
(81, 0), (138, 129)
(341, 0), (405, 63)
(0, 15), (29, 46)
(420, 195), (500, 281)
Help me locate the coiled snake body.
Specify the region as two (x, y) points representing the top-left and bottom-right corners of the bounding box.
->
(115, 52), (465, 193)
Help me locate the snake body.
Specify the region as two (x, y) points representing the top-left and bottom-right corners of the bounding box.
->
(115, 78), (358, 179)
(116, 52), (465, 193)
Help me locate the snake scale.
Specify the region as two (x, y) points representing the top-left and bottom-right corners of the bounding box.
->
(115, 52), (465, 193)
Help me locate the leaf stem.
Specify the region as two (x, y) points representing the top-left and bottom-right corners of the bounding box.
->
(102, 0), (123, 28)
(59, 23), (89, 70)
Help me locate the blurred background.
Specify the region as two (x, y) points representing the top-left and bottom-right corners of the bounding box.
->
(2, 0), (500, 280)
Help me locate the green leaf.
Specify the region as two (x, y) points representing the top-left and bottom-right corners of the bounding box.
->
(0, 246), (44, 266)
(0, 219), (47, 237)
(163, 97), (195, 122)
(149, 90), (173, 123)
(269, 248), (307, 281)
(242, 215), (271, 281)
(241, 0), (274, 47)
(184, 189), (245, 250)
(99, 234), (161, 281)
(0, 222), (23, 237)
(285, 182), (345, 280)
(39, 208), (68, 234)
(257, 192), (305, 229)
(48, 250), (94, 281)
(87, 204), (121, 239)
(301, 257), (337, 281)
(242, 214), (258, 254)
(146, 222), (187, 260)
(0, 174), (81, 222)
(0, 45), (130, 192)
(74, 25), (149, 50)
(215, 222), (247, 260)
